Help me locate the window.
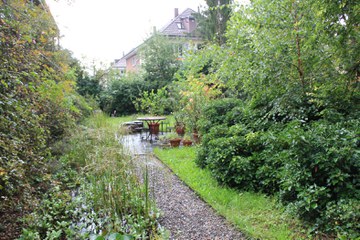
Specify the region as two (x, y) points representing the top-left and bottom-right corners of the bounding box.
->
(131, 57), (137, 66)
(176, 22), (184, 29)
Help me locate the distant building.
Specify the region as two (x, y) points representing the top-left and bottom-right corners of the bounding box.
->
(112, 8), (202, 74)
(111, 58), (126, 75)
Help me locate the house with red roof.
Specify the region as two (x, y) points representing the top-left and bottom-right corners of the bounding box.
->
(112, 8), (203, 74)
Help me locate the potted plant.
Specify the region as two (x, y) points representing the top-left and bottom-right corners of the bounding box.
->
(149, 122), (160, 135)
(183, 111), (201, 144)
(173, 111), (185, 135)
(167, 132), (181, 147)
(175, 121), (185, 135)
(182, 134), (193, 147)
(179, 75), (222, 144)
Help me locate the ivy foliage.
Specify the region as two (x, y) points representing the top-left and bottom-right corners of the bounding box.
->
(0, 1), (91, 203)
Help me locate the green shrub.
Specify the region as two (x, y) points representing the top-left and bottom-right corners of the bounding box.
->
(197, 98), (244, 168)
(323, 199), (360, 238)
(199, 98), (244, 131)
(276, 120), (359, 235)
(197, 98), (360, 237)
(133, 86), (173, 115)
(99, 75), (149, 115)
(20, 186), (80, 240)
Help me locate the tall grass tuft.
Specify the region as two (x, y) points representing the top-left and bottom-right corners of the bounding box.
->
(19, 113), (162, 239)
(67, 112), (159, 238)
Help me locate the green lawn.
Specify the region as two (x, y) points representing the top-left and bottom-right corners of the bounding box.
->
(154, 147), (305, 240)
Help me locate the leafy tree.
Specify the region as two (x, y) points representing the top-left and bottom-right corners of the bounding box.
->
(224, 0), (359, 122)
(195, 0), (233, 44)
(140, 34), (181, 90)
(186, 0), (359, 236)
(99, 73), (149, 115)
(75, 69), (102, 98)
(133, 87), (172, 115)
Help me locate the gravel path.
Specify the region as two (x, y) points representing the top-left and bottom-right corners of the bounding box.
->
(121, 134), (245, 240)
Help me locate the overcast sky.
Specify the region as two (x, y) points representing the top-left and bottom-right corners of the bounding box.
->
(45, 0), (206, 67)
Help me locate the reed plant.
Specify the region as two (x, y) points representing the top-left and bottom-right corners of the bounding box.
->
(73, 112), (160, 238)
(21, 113), (163, 239)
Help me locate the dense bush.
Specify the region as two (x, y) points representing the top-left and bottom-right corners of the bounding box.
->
(276, 120), (359, 233)
(197, 98), (244, 167)
(99, 74), (149, 116)
(198, 98), (360, 236)
(75, 69), (102, 98)
(133, 87), (174, 115)
(189, 0), (360, 236)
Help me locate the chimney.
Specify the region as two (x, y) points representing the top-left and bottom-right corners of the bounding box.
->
(174, 8), (179, 18)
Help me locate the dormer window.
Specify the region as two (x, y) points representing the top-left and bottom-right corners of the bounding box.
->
(176, 22), (184, 29)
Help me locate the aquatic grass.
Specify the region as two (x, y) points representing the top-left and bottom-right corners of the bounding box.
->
(154, 147), (305, 240)
(66, 112), (160, 237)
(19, 112), (162, 239)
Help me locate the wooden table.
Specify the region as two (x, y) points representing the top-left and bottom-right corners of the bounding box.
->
(137, 116), (166, 142)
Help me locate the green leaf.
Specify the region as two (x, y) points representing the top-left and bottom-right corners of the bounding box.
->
(311, 203), (318, 209)
(119, 234), (134, 240)
(108, 233), (134, 240)
(90, 235), (105, 240)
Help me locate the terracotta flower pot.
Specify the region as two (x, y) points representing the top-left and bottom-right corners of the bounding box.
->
(175, 125), (185, 135)
(149, 122), (160, 135)
(182, 139), (193, 147)
(169, 138), (181, 147)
